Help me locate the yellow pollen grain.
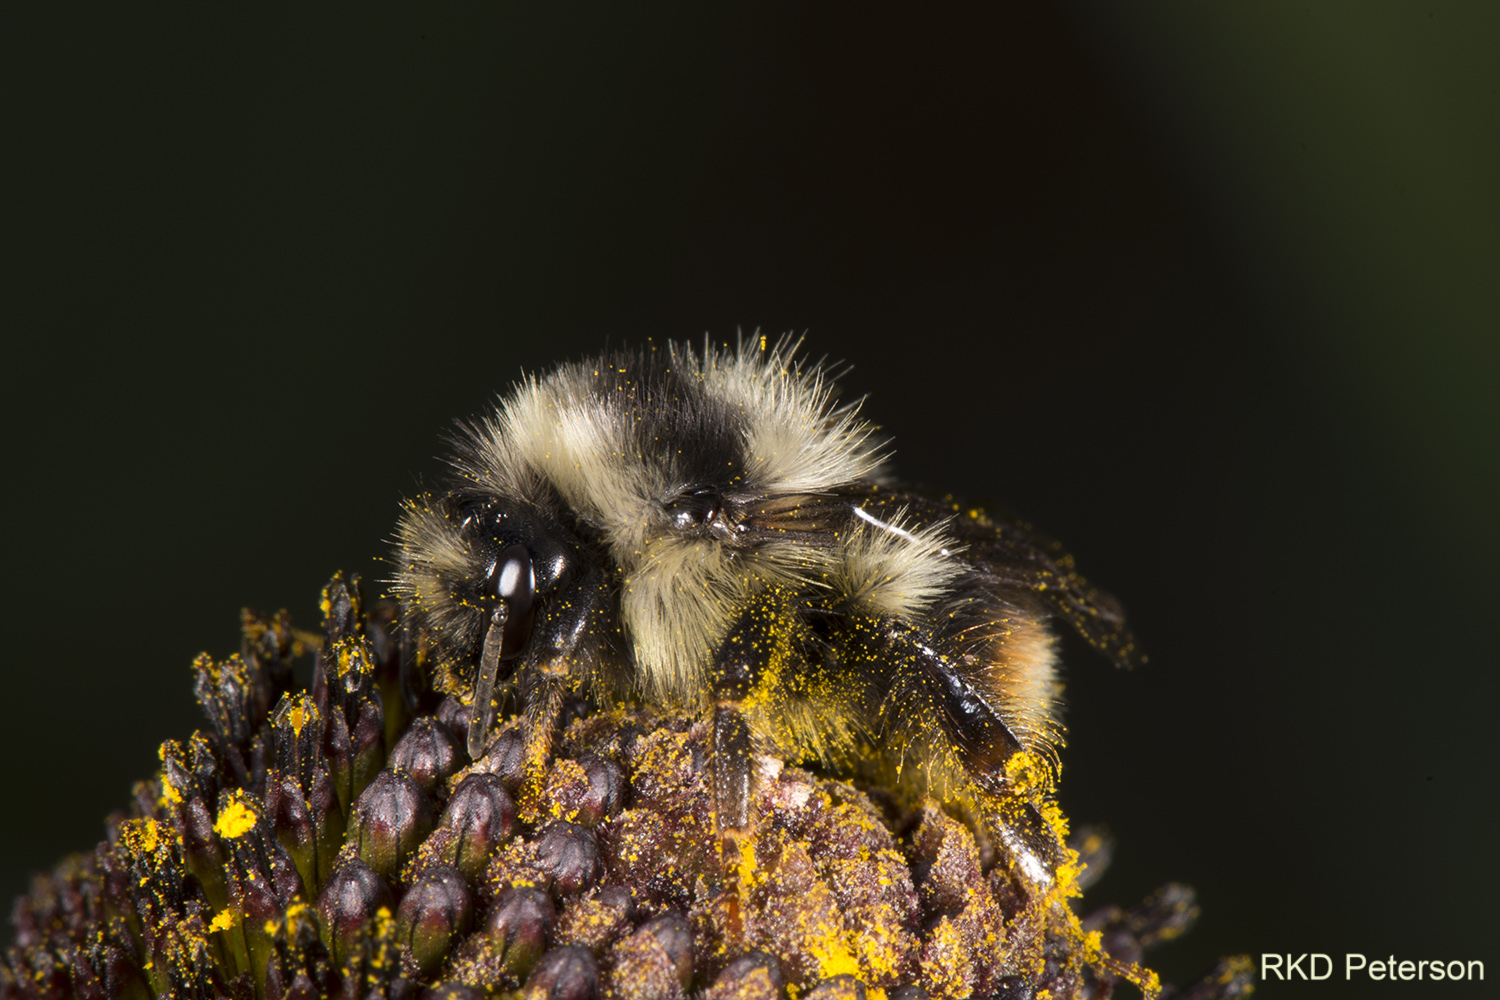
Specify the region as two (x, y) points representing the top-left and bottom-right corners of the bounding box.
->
(214, 800), (257, 839)
(208, 910), (237, 933)
(801, 908), (860, 980)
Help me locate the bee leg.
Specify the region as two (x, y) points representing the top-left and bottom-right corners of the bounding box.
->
(708, 587), (803, 834)
(711, 706), (756, 832)
(987, 797), (1067, 890)
(882, 631), (1160, 988)
(878, 619), (1066, 890)
(709, 607), (773, 834)
(520, 669), (568, 776)
(707, 601), (786, 939)
(877, 627), (1160, 994)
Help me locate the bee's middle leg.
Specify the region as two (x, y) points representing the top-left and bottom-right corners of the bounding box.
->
(707, 595), (794, 835)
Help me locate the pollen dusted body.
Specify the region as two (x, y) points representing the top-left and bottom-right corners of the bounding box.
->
(393, 339), (1139, 890)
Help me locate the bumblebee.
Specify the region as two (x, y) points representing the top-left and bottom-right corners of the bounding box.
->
(392, 337), (1139, 888)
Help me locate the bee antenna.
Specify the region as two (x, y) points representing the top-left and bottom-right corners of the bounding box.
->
(467, 603), (508, 759)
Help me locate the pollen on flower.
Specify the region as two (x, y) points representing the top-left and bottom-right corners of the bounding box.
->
(2, 578), (1252, 1000)
(213, 798), (257, 839)
(286, 699), (310, 736)
(804, 919), (861, 980)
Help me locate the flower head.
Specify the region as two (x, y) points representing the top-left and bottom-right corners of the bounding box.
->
(3, 575), (1251, 999)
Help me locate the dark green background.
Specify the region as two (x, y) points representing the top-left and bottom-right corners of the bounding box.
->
(4, 6), (1496, 997)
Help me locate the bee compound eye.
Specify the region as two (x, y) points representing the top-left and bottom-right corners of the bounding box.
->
(499, 546), (534, 597)
(493, 544), (536, 660)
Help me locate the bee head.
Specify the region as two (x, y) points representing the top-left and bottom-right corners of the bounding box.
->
(394, 486), (618, 709)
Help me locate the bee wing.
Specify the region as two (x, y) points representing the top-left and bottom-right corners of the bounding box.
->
(736, 492), (857, 544)
(959, 506), (1144, 669)
(847, 488), (1144, 670)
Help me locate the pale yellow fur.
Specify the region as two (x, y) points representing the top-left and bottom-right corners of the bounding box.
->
(459, 337), (963, 706)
